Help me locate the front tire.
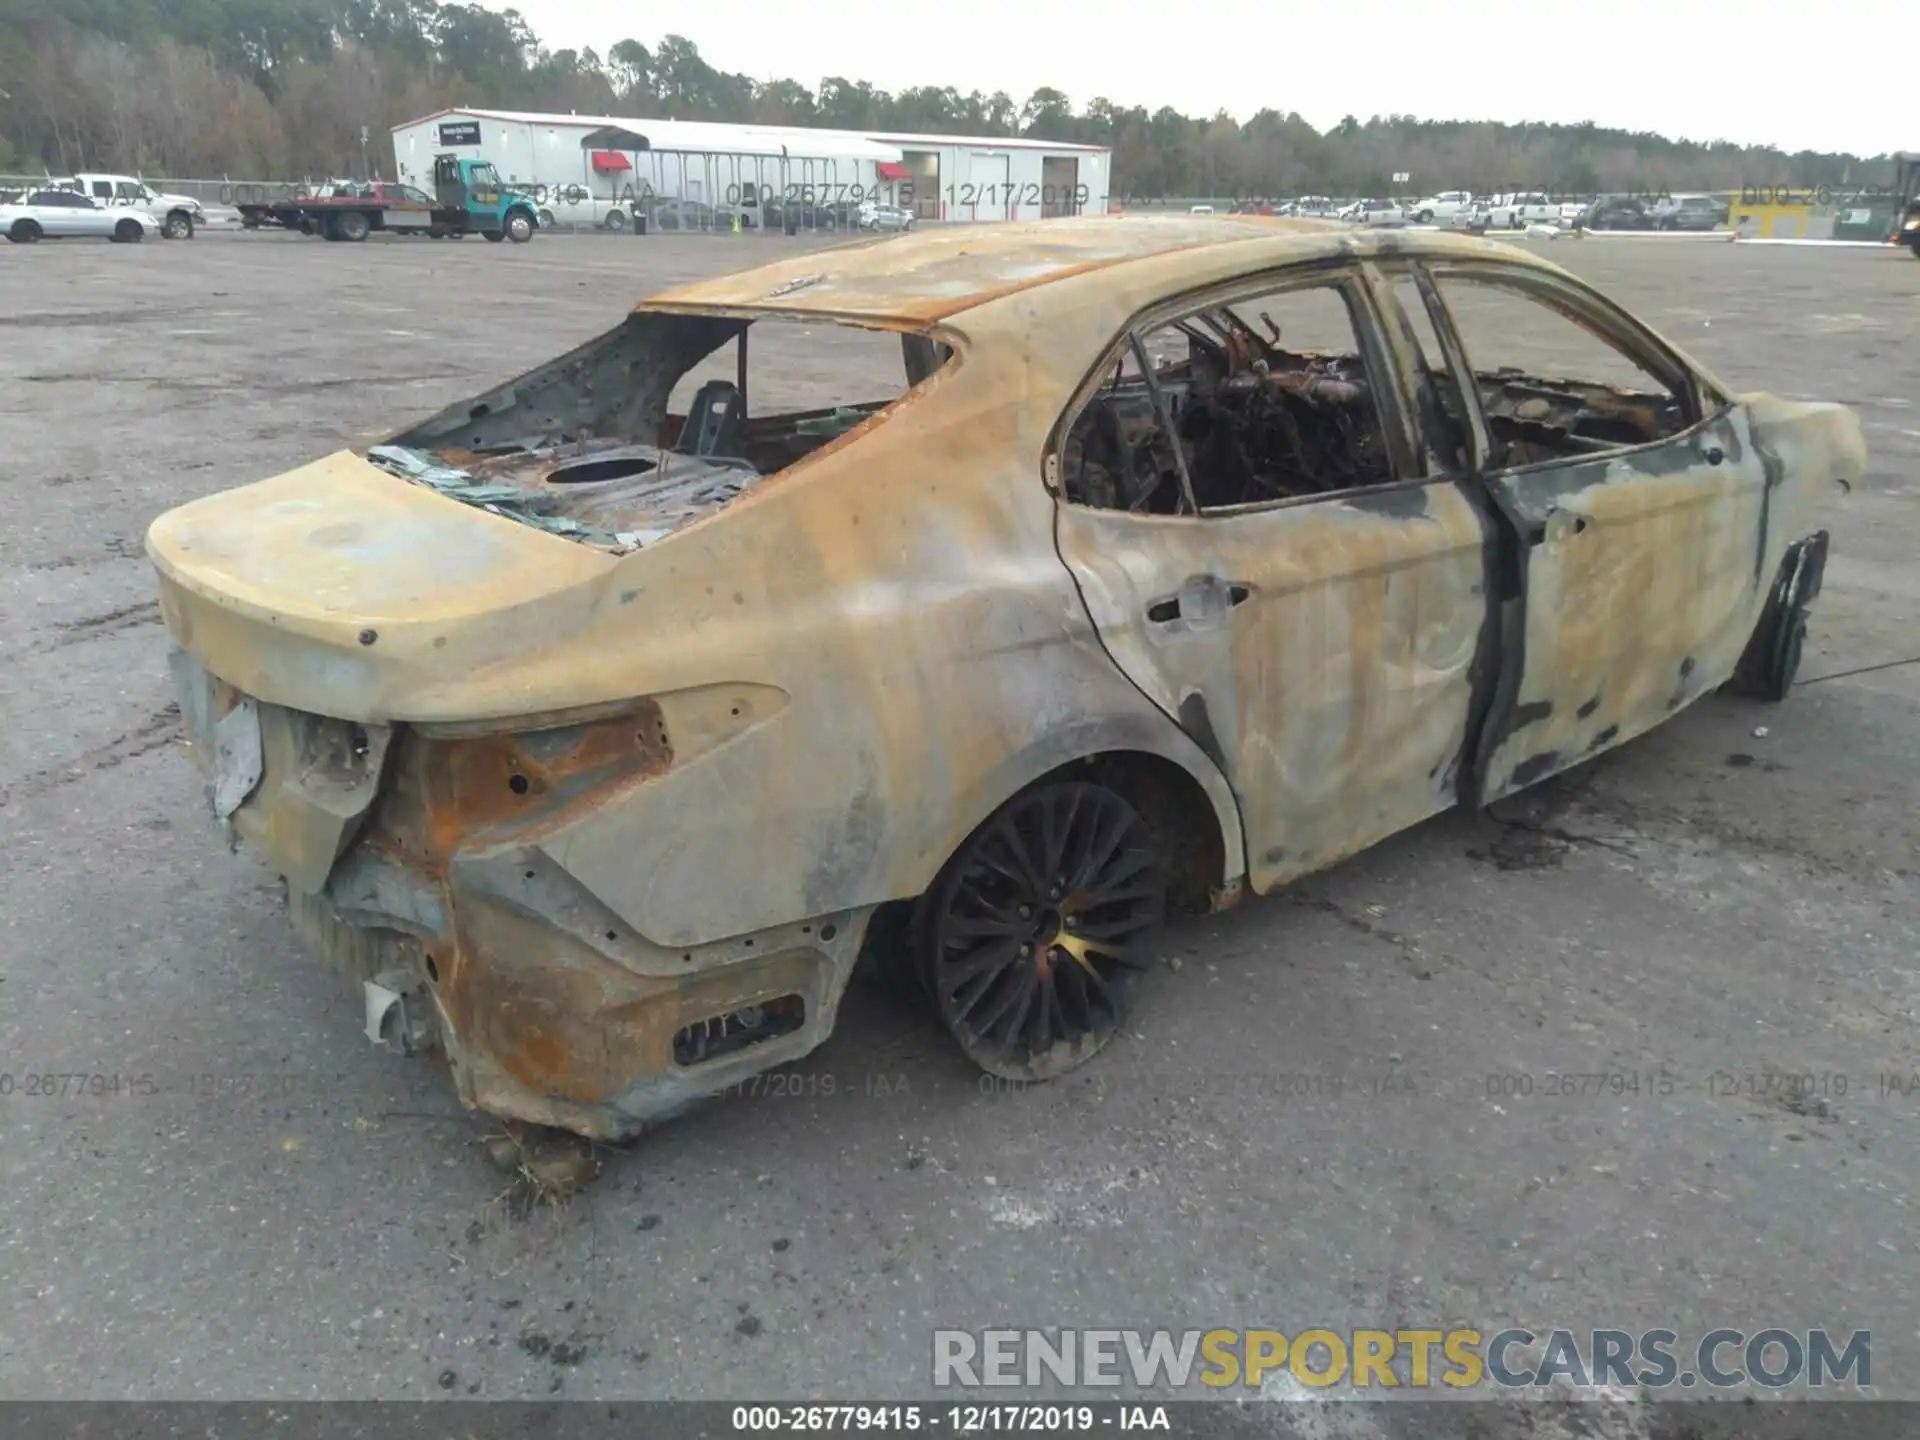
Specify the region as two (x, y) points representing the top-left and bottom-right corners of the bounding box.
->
(537, 208), (556, 230)
(482, 228), (505, 243)
(1416, 209), (1433, 223)
(163, 210), (194, 239)
(915, 780), (1168, 1081)
(504, 210), (533, 243)
(1729, 533), (1828, 701)
(337, 209), (371, 242)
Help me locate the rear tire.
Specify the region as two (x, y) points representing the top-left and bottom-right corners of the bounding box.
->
(9, 219), (41, 243)
(914, 780), (1168, 1082)
(114, 218), (143, 243)
(337, 210), (371, 242)
(1908, 235), (1920, 259)
(603, 209), (627, 232)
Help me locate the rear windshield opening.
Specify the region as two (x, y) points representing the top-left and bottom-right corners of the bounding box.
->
(367, 311), (955, 551)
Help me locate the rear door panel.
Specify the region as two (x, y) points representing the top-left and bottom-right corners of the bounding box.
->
(1052, 263), (1495, 895)
(1058, 488), (1492, 892)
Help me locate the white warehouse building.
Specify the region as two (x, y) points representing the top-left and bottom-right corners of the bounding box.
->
(390, 107), (1110, 227)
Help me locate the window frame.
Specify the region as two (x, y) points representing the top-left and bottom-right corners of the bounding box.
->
(1367, 259), (1477, 481)
(1045, 257), (1434, 520)
(1405, 257), (1727, 477)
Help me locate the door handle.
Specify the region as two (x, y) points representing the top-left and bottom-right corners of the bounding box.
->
(1148, 576), (1251, 625)
(1533, 509), (1590, 546)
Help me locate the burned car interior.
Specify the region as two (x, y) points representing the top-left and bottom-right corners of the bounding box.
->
(1061, 282), (1395, 514)
(1429, 271), (1697, 468)
(366, 311), (952, 550)
(1060, 267), (1699, 514)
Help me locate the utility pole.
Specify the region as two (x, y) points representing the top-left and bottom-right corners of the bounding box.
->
(359, 125), (370, 181)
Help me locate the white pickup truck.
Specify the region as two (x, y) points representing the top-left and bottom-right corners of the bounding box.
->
(1484, 192), (1561, 229)
(64, 173), (202, 238)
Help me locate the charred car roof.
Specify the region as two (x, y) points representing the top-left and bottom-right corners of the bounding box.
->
(639, 214), (1604, 325)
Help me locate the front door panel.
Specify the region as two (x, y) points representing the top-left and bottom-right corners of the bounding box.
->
(1476, 403), (1772, 800)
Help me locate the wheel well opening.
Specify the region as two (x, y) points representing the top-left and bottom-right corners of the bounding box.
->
(1055, 751), (1227, 915)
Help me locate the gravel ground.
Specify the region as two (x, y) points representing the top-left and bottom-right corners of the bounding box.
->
(0, 227), (1915, 1431)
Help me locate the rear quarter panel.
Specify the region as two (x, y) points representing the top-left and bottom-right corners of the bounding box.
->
(509, 309), (1244, 949)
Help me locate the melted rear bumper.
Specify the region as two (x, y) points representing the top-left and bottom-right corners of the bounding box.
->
(289, 862), (866, 1141)
(171, 647), (868, 1141)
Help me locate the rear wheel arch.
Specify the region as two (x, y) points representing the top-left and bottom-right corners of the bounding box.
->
(864, 744), (1251, 1036)
(1064, 751), (1232, 914)
(912, 729), (1245, 919)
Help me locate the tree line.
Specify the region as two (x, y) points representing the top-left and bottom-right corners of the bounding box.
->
(0, 0), (1892, 193)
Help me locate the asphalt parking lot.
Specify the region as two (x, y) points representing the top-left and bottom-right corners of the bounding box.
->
(1, 226), (1916, 1429)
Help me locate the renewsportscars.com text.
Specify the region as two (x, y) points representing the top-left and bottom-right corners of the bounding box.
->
(932, 1327), (1871, 1391)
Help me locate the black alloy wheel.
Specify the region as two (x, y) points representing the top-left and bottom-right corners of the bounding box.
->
(918, 781), (1167, 1080)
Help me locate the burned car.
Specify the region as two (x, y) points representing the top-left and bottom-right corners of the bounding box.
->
(147, 215), (1865, 1141)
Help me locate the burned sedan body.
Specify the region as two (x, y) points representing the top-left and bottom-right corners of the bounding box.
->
(146, 216), (1865, 1141)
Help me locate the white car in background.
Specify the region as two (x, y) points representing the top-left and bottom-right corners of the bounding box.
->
(1407, 190), (1476, 223)
(1338, 198), (1407, 224)
(857, 199), (914, 231)
(2, 188), (161, 243)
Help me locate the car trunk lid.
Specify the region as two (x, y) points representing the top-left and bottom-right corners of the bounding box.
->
(147, 448), (615, 724)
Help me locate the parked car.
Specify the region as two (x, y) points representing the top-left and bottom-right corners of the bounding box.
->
(857, 200), (914, 231)
(145, 215), (1865, 1144)
(1339, 198), (1407, 224)
(2, 188), (160, 243)
(1409, 190), (1476, 223)
(62, 172), (202, 238)
(1484, 192), (1560, 229)
(1439, 203), (1492, 233)
(651, 197), (760, 232)
(764, 198), (859, 233)
(1580, 196), (1656, 230)
(1650, 194), (1727, 231)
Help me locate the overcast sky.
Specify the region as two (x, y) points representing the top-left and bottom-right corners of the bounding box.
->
(507, 0), (1902, 158)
